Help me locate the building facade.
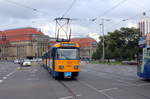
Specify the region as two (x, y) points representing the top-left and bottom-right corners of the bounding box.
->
(0, 27), (49, 60)
(138, 17), (150, 35)
(71, 37), (97, 59)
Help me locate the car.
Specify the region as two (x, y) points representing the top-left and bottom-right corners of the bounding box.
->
(19, 59), (24, 64)
(22, 60), (32, 66)
(32, 58), (42, 62)
(14, 59), (19, 64)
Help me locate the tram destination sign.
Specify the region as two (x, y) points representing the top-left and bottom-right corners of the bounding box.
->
(61, 43), (76, 47)
(139, 36), (146, 48)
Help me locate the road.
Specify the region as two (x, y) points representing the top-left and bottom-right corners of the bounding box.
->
(0, 62), (150, 99)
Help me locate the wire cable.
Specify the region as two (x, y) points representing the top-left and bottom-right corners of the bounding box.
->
(3, 0), (51, 16)
(4, 0), (38, 12)
(61, 0), (77, 18)
(107, 9), (150, 31)
(91, 0), (128, 22)
(101, 0), (128, 17)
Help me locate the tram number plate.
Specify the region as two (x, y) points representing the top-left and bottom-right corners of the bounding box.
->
(64, 72), (72, 77)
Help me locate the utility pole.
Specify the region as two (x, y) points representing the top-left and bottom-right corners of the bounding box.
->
(100, 18), (110, 61)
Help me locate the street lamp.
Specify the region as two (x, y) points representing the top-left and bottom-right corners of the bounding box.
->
(99, 18), (111, 61)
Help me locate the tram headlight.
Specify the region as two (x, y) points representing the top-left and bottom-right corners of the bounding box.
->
(59, 65), (64, 69)
(74, 65), (79, 69)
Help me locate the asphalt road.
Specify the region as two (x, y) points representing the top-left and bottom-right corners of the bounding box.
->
(0, 62), (150, 99)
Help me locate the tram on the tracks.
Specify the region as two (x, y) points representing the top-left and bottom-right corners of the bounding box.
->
(42, 41), (80, 79)
(138, 34), (150, 79)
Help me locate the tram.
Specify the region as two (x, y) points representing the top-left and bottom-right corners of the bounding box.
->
(42, 41), (80, 79)
(138, 35), (150, 79)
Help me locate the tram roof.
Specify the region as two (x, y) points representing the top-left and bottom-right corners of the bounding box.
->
(52, 42), (80, 48)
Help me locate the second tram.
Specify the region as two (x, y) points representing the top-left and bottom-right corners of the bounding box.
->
(138, 35), (150, 79)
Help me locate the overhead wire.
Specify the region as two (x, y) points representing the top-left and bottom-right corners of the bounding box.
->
(54, 0), (79, 40)
(99, 0), (150, 32)
(1, 0), (58, 34)
(91, 0), (129, 22)
(2, 0), (141, 37)
(94, 0), (150, 32)
(4, 0), (38, 12)
(0, 0), (83, 38)
(83, 0), (129, 29)
(107, 9), (150, 31)
(3, 0), (51, 17)
(99, 0), (128, 17)
(61, 0), (77, 18)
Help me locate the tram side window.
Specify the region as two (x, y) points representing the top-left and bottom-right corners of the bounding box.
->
(46, 53), (48, 59)
(51, 48), (56, 59)
(46, 51), (51, 59)
(148, 49), (150, 57)
(43, 53), (47, 59)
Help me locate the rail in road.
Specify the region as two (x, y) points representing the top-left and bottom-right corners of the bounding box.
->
(56, 79), (118, 99)
(58, 80), (79, 99)
(0, 62), (150, 99)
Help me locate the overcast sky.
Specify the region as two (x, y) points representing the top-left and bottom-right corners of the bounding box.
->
(0, 0), (150, 39)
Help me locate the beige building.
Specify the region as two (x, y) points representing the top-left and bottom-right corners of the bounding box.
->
(71, 37), (97, 59)
(0, 27), (49, 60)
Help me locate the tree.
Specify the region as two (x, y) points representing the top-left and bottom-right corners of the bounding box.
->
(93, 27), (142, 61)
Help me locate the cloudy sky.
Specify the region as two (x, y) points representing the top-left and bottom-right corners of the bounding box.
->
(0, 0), (150, 40)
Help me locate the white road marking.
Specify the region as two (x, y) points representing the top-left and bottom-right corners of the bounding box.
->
(33, 69), (38, 72)
(101, 92), (114, 99)
(17, 67), (21, 70)
(59, 94), (81, 99)
(30, 74), (36, 77)
(59, 96), (73, 99)
(81, 69), (89, 72)
(79, 81), (115, 99)
(83, 68), (137, 81)
(0, 71), (15, 83)
(86, 70), (138, 87)
(99, 88), (118, 92)
(117, 79), (138, 86)
(3, 77), (7, 80)
(0, 80), (3, 83)
(6, 72), (15, 77)
(80, 81), (100, 92)
(26, 78), (39, 80)
(112, 83), (129, 86)
(29, 69), (38, 74)
(30, 71), (36, 74)
(137, 83), (150, 87)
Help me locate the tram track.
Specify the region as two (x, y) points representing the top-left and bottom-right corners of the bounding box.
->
(42, 65), (79, 99)
(58, 78), (116, 99)
(76, 80), (116, 99)
(47, 69), (144, 99)
(58, 79), (78, 99)
(81, 68), (140, 87)
(53, 68), (150, 99)
(57, 79), (114, 99)
(82, 67), (137, 81)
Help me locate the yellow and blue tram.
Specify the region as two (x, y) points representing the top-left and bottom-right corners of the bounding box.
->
(138, 35), (150, 79)
(42, 42), (80, 79)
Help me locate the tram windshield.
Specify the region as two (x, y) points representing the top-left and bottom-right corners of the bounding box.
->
(56, 48), (79, 60)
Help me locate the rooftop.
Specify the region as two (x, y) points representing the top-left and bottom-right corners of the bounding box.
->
(71, 37), (97, 47)
(0, 27), (45, 43)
